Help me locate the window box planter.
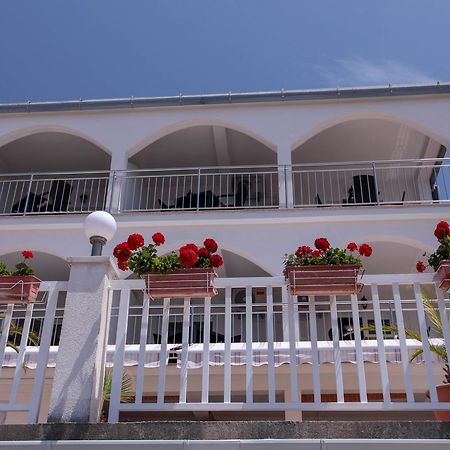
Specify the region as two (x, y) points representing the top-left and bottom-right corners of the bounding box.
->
(144, 268), (217, 299)
(285, 264), (362, 295)
(0, 275), (41, 304)
(435, 259), (450, 290)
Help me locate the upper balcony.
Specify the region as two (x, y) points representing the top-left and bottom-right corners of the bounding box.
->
(0, 117), (448, 216)
(0, 157), (449, 216)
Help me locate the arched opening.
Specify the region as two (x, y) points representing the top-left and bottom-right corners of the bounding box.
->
(0, 132), (111, 215)
(291, 118), (448, 207)
(122, 125), (279, 211)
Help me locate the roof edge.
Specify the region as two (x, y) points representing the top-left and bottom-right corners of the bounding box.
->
(1, 82), (450, 114)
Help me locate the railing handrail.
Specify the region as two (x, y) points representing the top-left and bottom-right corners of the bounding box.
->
(1, 157), (449, 179)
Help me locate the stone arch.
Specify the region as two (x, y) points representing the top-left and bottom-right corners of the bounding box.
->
(0, 124), (112, 156)
(127, 118), (277, 159)
(290, 111), (449, 151)
(0, 250), (70, 281)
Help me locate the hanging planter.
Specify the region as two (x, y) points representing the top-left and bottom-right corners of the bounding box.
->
(283, 239), (371, 296)
(416, 221), (450, 291)
(0, 275), (41, 304)
(435, 259), (450, 290)
(113, 233), (223, 299)
(285, 264), (362, 295)
(0, 251), (40, 304)
(144, 268), (217, 299)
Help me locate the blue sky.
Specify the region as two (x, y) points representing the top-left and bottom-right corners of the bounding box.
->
(1, 1), (449, 103)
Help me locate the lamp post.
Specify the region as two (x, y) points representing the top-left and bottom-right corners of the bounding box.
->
(84, 211), (117, 256)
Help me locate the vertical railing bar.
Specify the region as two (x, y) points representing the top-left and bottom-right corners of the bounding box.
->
(108, 288), (130, 422)
(266, 286), (276, 404)
(135, 296), (150, 404)
(157, 298), (171, 404)
(196, 168), (201, 211)
(370, 284), (391, 404)
(28, 287), (59, 423)
(287, 291), (299, 403)
(179, 297), (190, 403)
(350, 293), (367, 403)
(245, 286), (253, 403)
(201, 296), (211, 403)
(436, 288), (450, 371)
(308, 295), (321, 403)
(224, 287), (232, 403)
(22, 174), (34, 216)
(330, 294), (344, 402)
(392, 283), (414, 403)
(0, 304), (14, 379)
(413, 282), (438, 403)
(10, 302), (34, 404)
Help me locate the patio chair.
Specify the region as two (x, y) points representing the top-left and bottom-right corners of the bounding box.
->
(46, 180), (73, 212)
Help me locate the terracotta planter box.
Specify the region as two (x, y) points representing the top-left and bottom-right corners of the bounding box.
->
(435, 383), (450, 421)
(285, 264), (362, 295)
(144, 268), (217, 299)
(0, 275), (41, 304)
(435, 260), (450, 290)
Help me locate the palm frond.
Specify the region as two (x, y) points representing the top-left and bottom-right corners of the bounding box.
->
(103, 367), (134, 403)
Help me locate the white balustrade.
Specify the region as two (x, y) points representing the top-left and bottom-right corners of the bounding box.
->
(106, 274), (450, 421)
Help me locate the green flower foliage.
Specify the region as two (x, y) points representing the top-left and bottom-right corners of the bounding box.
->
(283, 247), (363, 267)
(13, 262), (35, 276)
(0, 262), (11, 275)
(128, 245), (180, 276)
(428, 235), (450, 271)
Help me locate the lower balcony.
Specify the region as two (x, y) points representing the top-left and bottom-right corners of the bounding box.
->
(1, 272), (449, 424)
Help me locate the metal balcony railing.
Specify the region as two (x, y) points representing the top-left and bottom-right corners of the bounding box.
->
(0, 158), (448, 216)
(292, 158), (450, 207)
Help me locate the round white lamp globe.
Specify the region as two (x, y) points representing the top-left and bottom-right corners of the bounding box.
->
(84, 211), (117, 256)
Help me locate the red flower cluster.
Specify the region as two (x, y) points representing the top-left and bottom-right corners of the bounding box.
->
(295, 246), (313, 257)
(152, 232), (165, 246)
(347, 242), (358, 251)
(178, 238), (223, 269)
(22, 250), (33, 259)
(358, 243), (372, 257)
(127, 233), (144, 251)
(434, 221), (450, 241)
(416, 260), (426, 273)
(314, 238), (330, 251)
(113, 242), (132, 260)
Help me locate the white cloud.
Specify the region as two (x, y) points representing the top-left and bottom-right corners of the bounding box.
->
(317, 58), (436, 87)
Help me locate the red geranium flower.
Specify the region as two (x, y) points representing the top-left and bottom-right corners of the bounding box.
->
(117, 258), (129, 271)
(198, 247), (210, 258)
(434, 221), (450, 240)
(209, 254), (224, 268)
(183, 243), (199, 254)
(179, 248), (198, 267)
(127, 233), (144, 251)
(347, 242), (358, 251)
(152, 232), (165, 246)
(113, 242), (132, 259)
(416, 260), (426, 273)
(22, 250), (33, 259)
(311, 250), (323, 258)
(358, 243), (372, 257)
(204, 238), (218, 253)
(295, 246), (313, 257)
(314, 238), (330, 251)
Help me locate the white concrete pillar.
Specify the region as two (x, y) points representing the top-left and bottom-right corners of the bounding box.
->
(47, 256), (116, 423)
(277, 143), (294, 208)
(106, 151), (128, 212)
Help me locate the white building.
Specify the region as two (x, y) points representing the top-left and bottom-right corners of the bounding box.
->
(0, 84), (450, 444)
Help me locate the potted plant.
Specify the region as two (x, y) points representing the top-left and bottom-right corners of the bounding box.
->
(0, 251), (41, 304)
(416, 220), (450, 290)
(283, 238), (372, 295)
(113, 232), (224, 298)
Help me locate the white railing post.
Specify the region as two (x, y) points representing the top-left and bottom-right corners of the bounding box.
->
(47, 256), (116, 423)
